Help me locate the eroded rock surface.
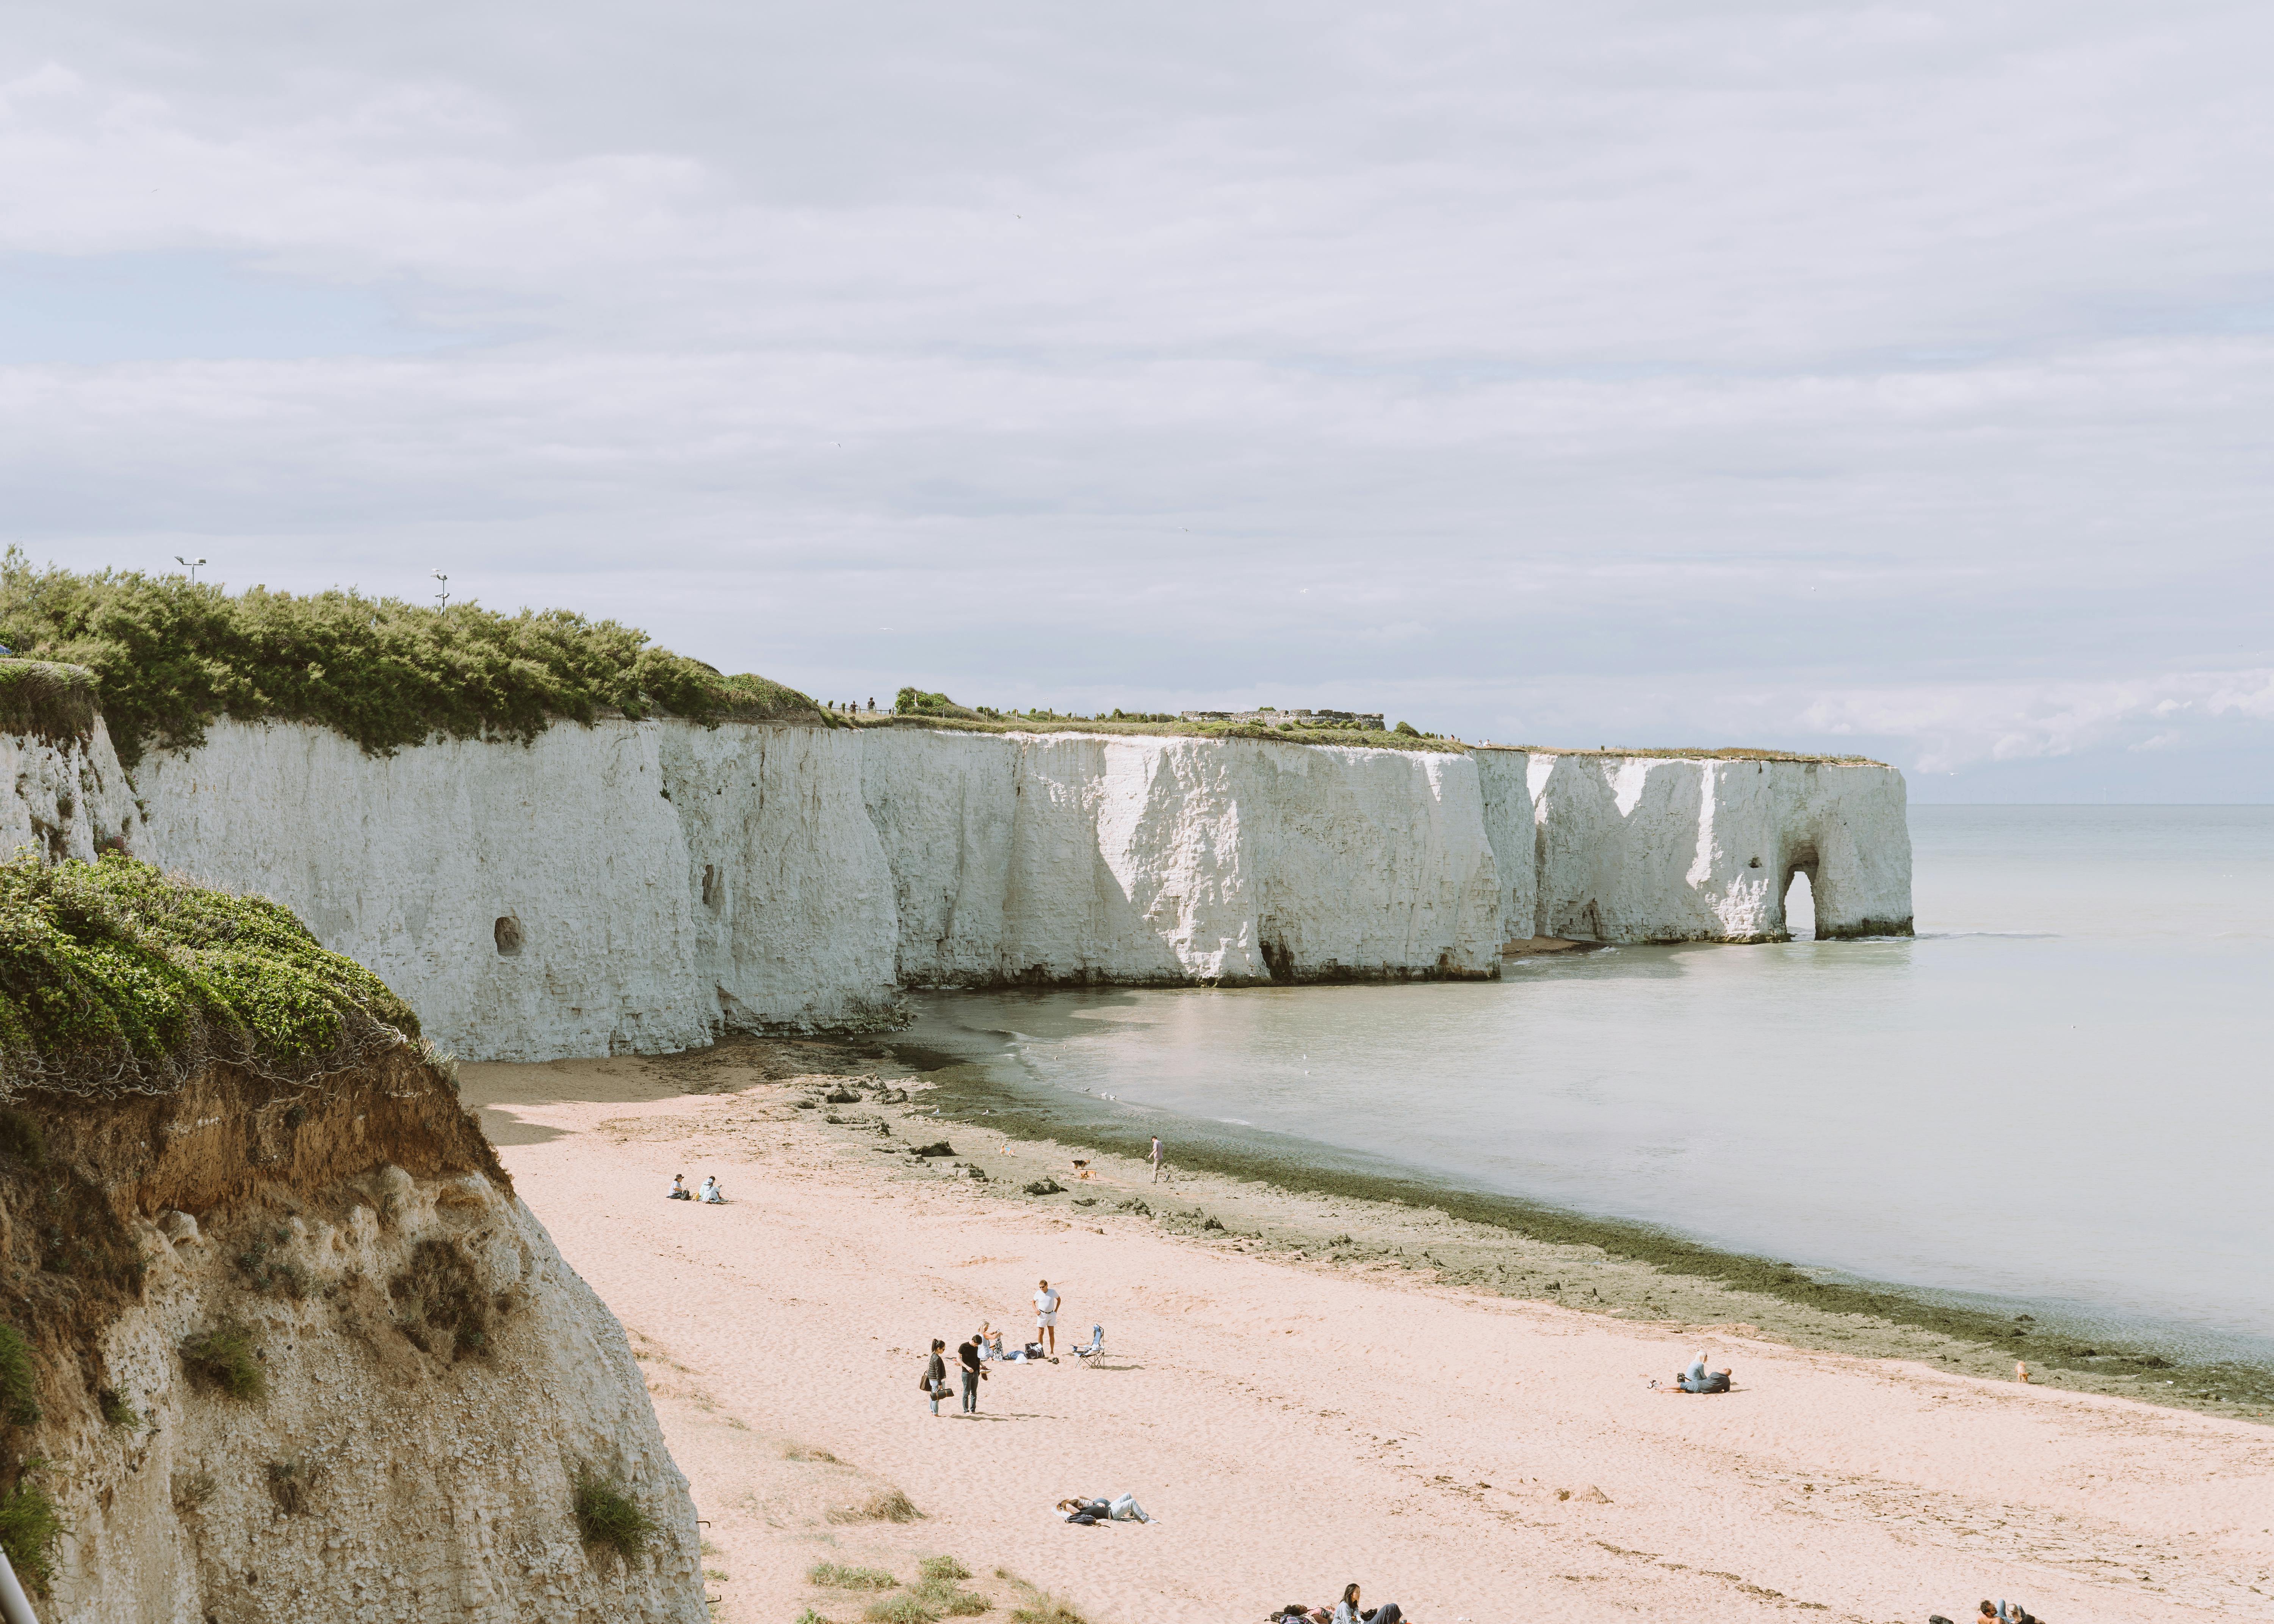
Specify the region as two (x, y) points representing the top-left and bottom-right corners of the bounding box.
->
(6, 1048), (703, 1624)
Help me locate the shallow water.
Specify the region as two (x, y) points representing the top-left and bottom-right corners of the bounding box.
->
(905, 806), (2274, 1355)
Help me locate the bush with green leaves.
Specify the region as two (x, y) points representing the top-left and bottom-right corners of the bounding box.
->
(0, 1325), (38, 1427)
(0, 1467), (62, 1595)
(0, 851), (417, 1099)
(0, 552), (829, 769)
(572, 1464), (654, 1567)
(180, 1320), (265, 1400)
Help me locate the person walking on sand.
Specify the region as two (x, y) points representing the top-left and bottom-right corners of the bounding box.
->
(924, 1339), (949, 1414)
(1149, 1136), (1163, 1183)
(1034, 1278), (1062, 1358)
(957, 1335), (988, 1413)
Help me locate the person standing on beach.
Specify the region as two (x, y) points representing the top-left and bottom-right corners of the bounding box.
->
(1149, 1136), (1163, 1183)
(957, 1336), (987, 1413)
(1034, 1278), (1062, 1358)
(924, 1339), (948, 1414)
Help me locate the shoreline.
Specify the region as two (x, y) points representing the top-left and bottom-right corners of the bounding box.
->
(883, 1030), (2274, 1422)
(464, 1033), (2274, 1624)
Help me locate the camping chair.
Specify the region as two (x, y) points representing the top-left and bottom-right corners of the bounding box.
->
(1071, 1325), (1106, 1364)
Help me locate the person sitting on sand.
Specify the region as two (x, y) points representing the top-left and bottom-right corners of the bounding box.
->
(668, 1174), (692, 1200)
(1331, 1583), (1402, 1624)
(699, 1175), (725, 1204)
(974, 1325), (1005, 1360)
(1677, 1351), (1732, 1393)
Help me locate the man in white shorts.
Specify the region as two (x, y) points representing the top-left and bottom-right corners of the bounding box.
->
(1034, 1278), (1062, 1358)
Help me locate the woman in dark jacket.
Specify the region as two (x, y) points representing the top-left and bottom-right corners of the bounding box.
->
(924, 1339), (949, 1414)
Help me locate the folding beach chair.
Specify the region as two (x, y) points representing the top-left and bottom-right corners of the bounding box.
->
(1071, 1325), (1106, 1364)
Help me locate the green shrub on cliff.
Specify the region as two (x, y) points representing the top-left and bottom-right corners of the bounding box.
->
(572, 1463), (655, 1567)
(0, 661), (99, 748)
(0, 552), (828, 768)
(0, 852), (417, 1098)
(0, 1325), (39, 1428)
(179, 1320), (266, 1400)
(0, 1465), (62, 1594)
(894, 687), (982, 720)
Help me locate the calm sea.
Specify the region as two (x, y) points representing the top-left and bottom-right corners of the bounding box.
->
(905, 806), (2274, 1356)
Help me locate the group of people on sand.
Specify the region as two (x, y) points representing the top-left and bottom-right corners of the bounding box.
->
(922, 1280), (1067, 1415)
(1933, 1602), (2042, 1624)
(666, 1173), (725, 1204)
(1273, 1584), (1404, 1624)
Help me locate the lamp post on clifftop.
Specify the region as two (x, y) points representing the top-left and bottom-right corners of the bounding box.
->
(432, 570), (450, 612)
(174, 555), (206, 584)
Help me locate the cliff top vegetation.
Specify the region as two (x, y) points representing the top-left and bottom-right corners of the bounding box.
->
(0, 554), (831, 768)
(883, 688), (1471, 752)
(1503, 745), (1890, 766)
(0, 853), (418, 1100)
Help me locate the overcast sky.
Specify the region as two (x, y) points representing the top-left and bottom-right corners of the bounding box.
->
(2, 1), (2269, 799)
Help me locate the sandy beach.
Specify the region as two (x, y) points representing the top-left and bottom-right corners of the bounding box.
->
(464, 1042), (2274, 1624)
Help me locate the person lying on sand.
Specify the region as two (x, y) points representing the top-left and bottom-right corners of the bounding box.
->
(1054, 1494), (1153, 1524)
(1331, 1582), (1403, 1624)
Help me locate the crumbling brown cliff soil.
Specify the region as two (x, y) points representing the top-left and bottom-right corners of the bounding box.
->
(0, 1046), (704, 1624)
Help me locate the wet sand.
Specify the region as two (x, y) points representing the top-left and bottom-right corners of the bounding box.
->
(464, 1037), (2274, 1624)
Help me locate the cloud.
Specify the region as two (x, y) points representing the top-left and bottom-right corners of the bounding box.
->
(1801, 669), (2274, 772)
(0, 1), (2269, 796)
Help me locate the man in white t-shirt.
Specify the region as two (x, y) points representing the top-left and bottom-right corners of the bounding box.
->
(1034, 1278), (1062, 1358)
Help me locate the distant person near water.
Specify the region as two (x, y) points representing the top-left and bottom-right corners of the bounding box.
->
(958, 1336), (987, 1413)
(1035, 1278), (1062, 1357)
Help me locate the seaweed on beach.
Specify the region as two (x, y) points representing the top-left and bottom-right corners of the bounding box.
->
(911, 1051), (2274, 1419)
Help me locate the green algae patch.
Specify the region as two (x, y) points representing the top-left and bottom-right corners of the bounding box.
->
(0, 553), (832, 768)
(0, 853), (416, 1100)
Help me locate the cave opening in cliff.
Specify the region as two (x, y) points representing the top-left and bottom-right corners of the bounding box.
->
(494, 915), (525, 955)
(1784, 870), (1817, 941)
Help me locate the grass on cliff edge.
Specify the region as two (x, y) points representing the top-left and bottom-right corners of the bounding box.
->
(0, 851), (418, 1098)
(0, 552), (831, 768)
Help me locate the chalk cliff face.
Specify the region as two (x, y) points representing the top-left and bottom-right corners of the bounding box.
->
(12, 1048), (704, 1624)
(859, 728), (1504, 986)
(8, 717), (1912, 1062)
(1525, 752), (1914, 942)
(127, 719), (900, 1061)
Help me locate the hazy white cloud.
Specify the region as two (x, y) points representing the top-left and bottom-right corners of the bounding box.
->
(1802, 670), (2274, 772)
(0, 0), (2269, 796)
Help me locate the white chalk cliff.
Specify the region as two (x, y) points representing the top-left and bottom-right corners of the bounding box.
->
(7, 716), (1911, 1062)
